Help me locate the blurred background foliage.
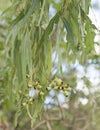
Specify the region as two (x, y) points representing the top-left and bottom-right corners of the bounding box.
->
(0, 0), (100, 130)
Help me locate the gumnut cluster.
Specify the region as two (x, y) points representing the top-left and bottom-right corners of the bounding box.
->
(20, 75), (72, 107)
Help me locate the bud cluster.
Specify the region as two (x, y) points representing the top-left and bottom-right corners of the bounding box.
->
(20, 75), (72, 107)
(46, 77), (72, 97)
(18, 89), (34, 107)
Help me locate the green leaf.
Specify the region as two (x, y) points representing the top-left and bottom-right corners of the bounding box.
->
(7, 0), (39, 41)
(62, 17), (74, 44)
(40, 11), (60, 43)
(13, 38), (22, 82)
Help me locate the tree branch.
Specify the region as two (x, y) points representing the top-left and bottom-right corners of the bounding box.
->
(32, 120), (45, 130)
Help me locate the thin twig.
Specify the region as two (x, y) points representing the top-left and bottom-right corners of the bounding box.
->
(32, 120), (45, 130)
(26, 105), (33, 120)
(44, 112), (52, 130)
(32, 117), (62, 130)
(46, 121), (52, 130)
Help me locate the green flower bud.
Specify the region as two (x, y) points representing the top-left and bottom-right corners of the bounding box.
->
(64, 84), (69, 88)
(24, 93), (29, 98)
(46, 87), (51, 91)
(56, 78), (63, 86)
(29, 102), (33, 105)
(64, 91), (68, 97)
(37, 85), (42, 89)
(21, 102), (27, 107)
(28, 98), (34, 104)
(54, 86), (59, 90)
(29, 98), (33, 102)
(51, 81), (56, 87)
(35, 81), (40, 86)
(39, 91), (44, 96)
(58, 86), (63, 90)
(28, 82), (33, 88)
(67, 87), (71, 91)
(62, 85), (67, 90)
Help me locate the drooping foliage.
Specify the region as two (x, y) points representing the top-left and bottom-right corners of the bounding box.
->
(0, 0), (99, 128)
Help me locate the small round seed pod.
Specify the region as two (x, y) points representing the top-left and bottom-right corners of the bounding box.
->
(28, 98), (34, 104)
(28, 82), (33, 88)
(24, 93), (29, 98)
(21, 102), (27, 107)
(35, 81), (40, 86)
(46, 87), (51, 91)
(62, 85), (67, 90)
(67, 87), (72, 91)
(29, 101), (33, 105)
(39, 91), (44, 96)
(58, 86), (63, 90)
(56, 78), (63, 86)
(54, 86), (59, 90)
(64, 91), (68, 97)
(29, 98), (33, 102)
(37, 84), (42, 89)
(51, 81), (56, 87)
(64, 84), (70, 89)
